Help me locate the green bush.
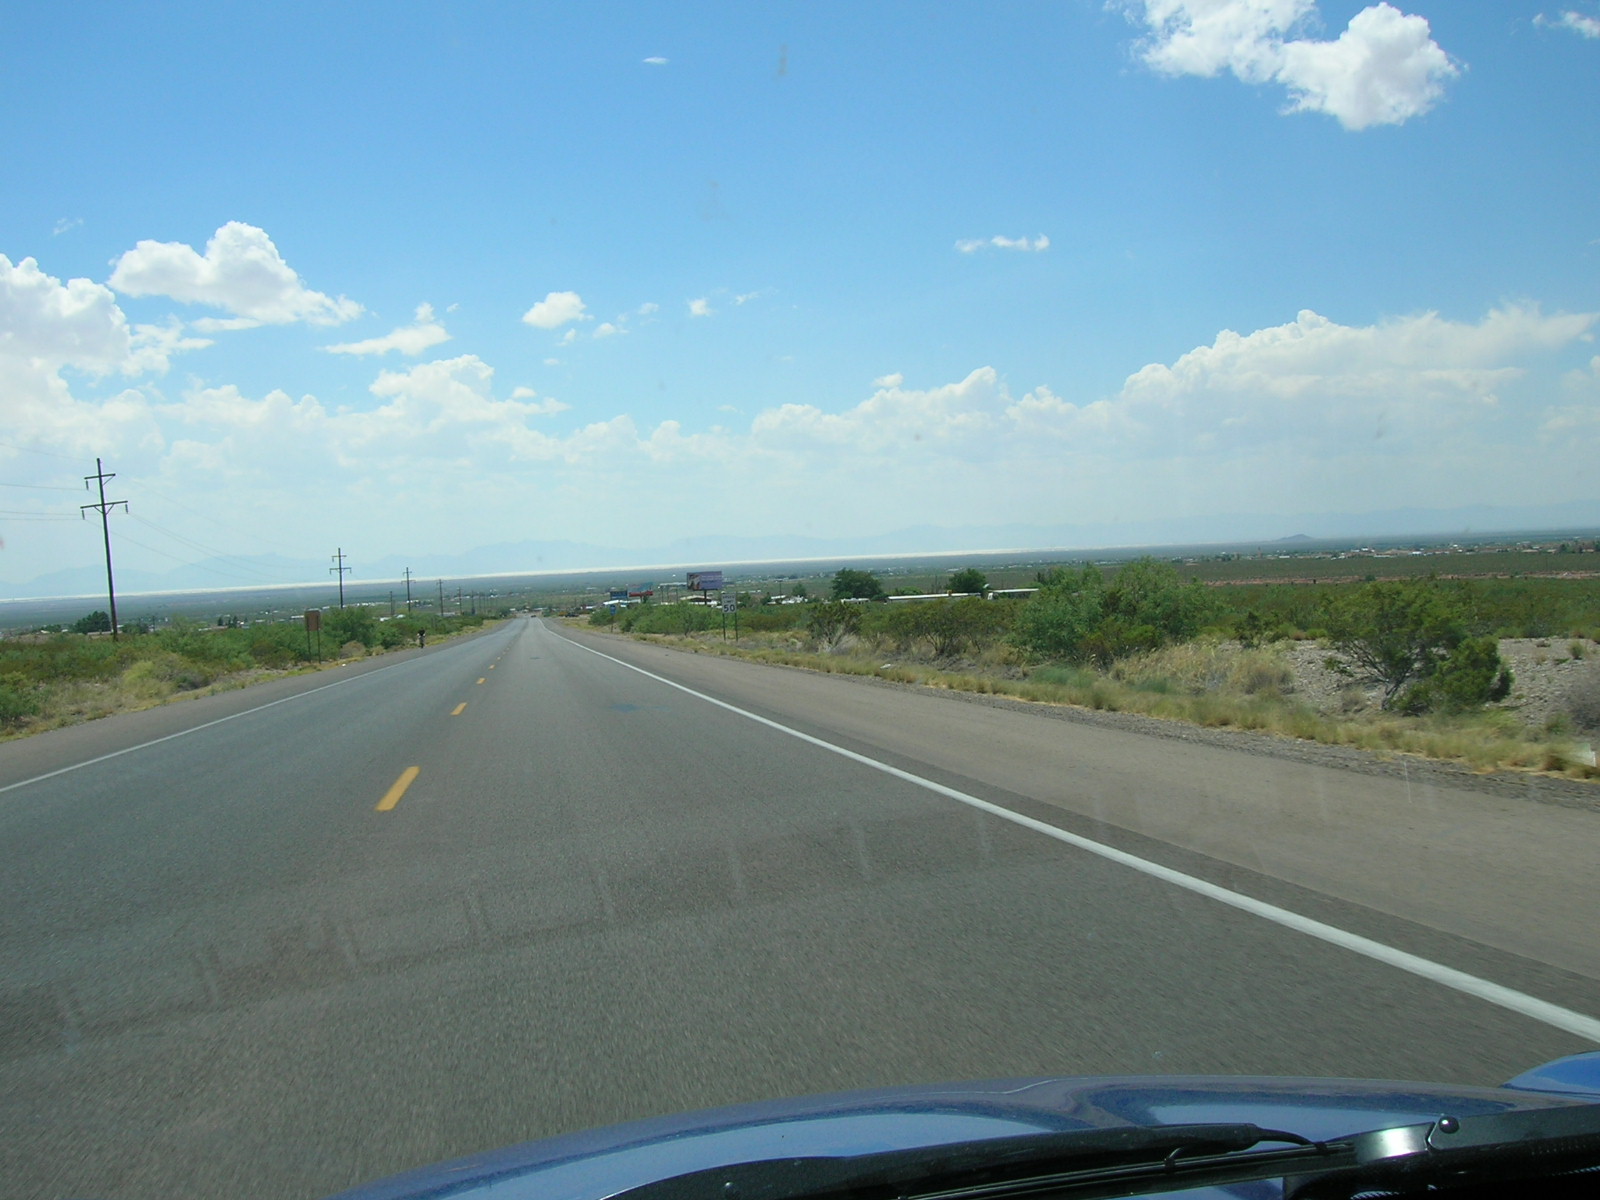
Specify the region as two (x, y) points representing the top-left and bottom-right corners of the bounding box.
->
(809, 601), (864, 648)
(1397, 636), (1513, 714)
(1324, 579), (1467, 708)
(878, 598), (1007, 658)
(0, 673), (42, 727)
(1011, 559), (1214, 666)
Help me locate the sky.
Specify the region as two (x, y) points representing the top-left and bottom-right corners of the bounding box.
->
(2, 1), (1599, 589)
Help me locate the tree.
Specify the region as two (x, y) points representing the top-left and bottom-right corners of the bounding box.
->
(831, 568), (886, 601)
(792, 582), (808, 599)
(1325, 579), (1510, 712)
(72, 610), (112, 634)
(947, 567), (988, 595)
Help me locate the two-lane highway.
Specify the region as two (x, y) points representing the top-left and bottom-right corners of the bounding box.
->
(1, 617), (1594, 1199)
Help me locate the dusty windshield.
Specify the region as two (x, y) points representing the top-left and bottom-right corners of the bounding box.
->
(1, 4), (1598, 1199)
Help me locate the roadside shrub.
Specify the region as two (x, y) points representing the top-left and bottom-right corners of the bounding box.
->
(809, 600), (863, 649)
(1011, 559), (1215, 666)
(324, 606), (379, 647)
(874, 598), (1008, 659)
(1395, 635), (1513, 714)
(1564, 672), (1600, 733)
(0, 673), (42, 727)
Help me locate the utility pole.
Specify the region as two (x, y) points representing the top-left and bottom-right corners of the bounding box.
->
(330, 547), (350, 608)
(389, 590), (395, 618)
(403, 567), (413, 612)
(81, 457), (127, 641)
(437, 578), (445, 616)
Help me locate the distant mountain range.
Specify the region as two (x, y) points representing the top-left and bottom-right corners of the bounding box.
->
(6, 499), (1599, 601)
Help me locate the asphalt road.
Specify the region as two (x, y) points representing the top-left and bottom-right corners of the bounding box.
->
(1, 617), (1595, 1199)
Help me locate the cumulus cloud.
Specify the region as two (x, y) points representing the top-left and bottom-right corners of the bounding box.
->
(873, 372), (904, 388)
(324, 303), (451, 357)
(522, 290), (590, 329)
(1537, 10), (1600, 37)
(688, 297), (713, 317)
(1108, 304), (1594, 445)
(638, 301), (660, 315)
(0, 255), (180, 457)
(956, 234), (1050, 253)
(643, 56), (669, 64)
(108, 221), (363, 325)
(1123, 1), (1459, 129)
(593, 322), (623, 339)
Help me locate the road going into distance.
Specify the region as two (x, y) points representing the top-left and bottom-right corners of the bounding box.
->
(3, 616), (1597, 1199)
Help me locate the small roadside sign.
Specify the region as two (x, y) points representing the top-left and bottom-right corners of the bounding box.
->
(721, 596), (737, 614)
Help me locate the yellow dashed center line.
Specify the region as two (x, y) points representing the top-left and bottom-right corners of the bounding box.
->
(477, 677), (485, 684)
(451, 702), (467, 716)
(375, 766), (421, 812)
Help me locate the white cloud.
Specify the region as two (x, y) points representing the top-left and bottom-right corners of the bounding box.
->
(559, 329), (577, 346)
(522, 290), (590, 329)
(543, 357), (561, 366)
(191, 316), (263, 333)
(734, 290), (763, 305)
(593, 321), (623, 339)
(956, 234), (1050, 253)
(873, 372), (904, 388)
(108, 221), (363, 324)
(637, 301), (659, 315)
(1107, 305), (1594, 444)
(52, 217), (82, 236)
(0, 255), (174, 458)
(1538, 10), (1600, 37)
(688, 297), (713, 317)
(1123, 1), (1459, 129)
(324, 303), (452, 357)
(643, 56), (669, 65)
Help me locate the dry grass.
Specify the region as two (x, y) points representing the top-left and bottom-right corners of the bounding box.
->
(594, 624), (1600, 782)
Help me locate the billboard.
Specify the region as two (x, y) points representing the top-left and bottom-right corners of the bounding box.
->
(687, 570), (724, 592)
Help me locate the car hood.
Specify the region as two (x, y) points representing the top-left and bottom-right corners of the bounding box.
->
(331, 1053), (1600, 1200)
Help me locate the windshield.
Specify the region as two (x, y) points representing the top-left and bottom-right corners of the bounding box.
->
(2, 4), (1598, 1199)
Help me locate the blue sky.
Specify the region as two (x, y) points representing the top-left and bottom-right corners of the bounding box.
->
(2, 1), (1598, 587)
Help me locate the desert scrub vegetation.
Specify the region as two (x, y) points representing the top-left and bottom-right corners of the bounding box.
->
(581, 559), (1598, 780)
(0, 607), (489, 738)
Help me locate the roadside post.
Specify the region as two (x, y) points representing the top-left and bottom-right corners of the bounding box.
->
(304, 609), (322, 663)
(722, 592), (738, 641)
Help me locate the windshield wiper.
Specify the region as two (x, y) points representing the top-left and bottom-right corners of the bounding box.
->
(612, 1102), (1600, 1200)
(611, 1121), (1332, 1200)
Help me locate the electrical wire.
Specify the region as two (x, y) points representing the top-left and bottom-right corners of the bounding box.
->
(125, 513), (304, 582)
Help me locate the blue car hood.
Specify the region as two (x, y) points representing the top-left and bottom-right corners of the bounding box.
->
(332, 1053), (1600, 1200)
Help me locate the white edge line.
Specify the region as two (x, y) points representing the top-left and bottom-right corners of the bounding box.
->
(0, 628), (510, 797)
(559, 630), (1600, 1045)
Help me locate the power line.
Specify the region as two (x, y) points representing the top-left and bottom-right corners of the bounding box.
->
(0, 439), (79, 462)
(0, 481), (83, 491)
(125, 512), (299, 582)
